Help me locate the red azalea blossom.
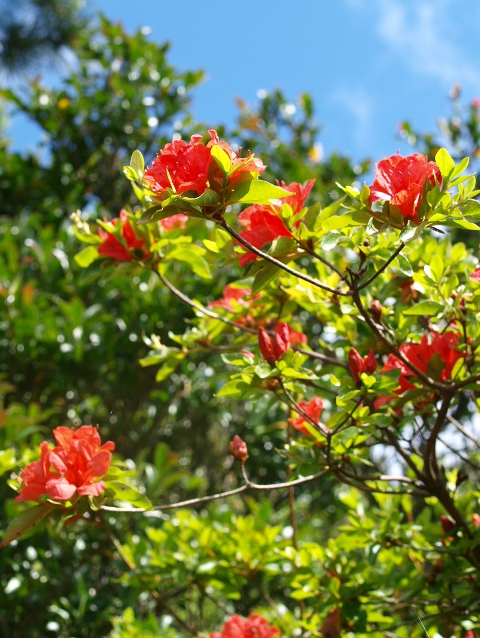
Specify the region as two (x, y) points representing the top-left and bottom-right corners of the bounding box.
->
(207, 129), (266, 188)
(15, 426), (115, 503)
(289, 397), (324, 435)
(144, 134), (212, 195)
(160, 213), (188, 231)
(238, 179), (315, 266)
(98, 210), (148, 262)
(375, 331), (462, 407)
(369, 153), (441, 221)
(258, 322), (307, 365)
(210, 614), (280, 638)
(209, 285), (259, 312)
(348, 348), (377, 382)
(470, 267), (480, 282)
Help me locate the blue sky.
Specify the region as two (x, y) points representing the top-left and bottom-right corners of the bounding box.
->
(6, 0), (480, 166)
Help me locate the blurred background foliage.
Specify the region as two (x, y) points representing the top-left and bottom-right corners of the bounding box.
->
(1, 3), (480, 637)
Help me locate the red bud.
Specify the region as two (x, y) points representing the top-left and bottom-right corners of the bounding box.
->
(364, 349), (377, 374)
(258, 328), (274, 364)
(348, 348), (363, 382)
(472, 513), (480, 527)
(321, 608), (341, 638)
(229, 435), (249, 463)
(273, 322), (290, 360)
(440, 515), (456, 533)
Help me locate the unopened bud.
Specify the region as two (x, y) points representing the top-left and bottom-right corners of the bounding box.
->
(370, 300), (383, 323)
(472, 513), (480, 527)
(229, 435), (249, 463)
(440, 515), (456, 533)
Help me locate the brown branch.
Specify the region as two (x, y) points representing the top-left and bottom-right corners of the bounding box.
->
(218, 218), (349, 296)
(446, 414), (480, 448)
(355, 242), (405, 291)
(101, 468), (332, 514)
(350, 287), (448, 392)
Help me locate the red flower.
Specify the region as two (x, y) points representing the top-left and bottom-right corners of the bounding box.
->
(209, 285), (258, 312)
(258, 322), (307, 365)
(207, 129), (266, 188)
(210, 614), (280, 638)
(375, 331), (461, 407)
(229, 435), (249, 463)
(289, 397), (324, 435)
(238, 180), (315, 266)
(369, 153), (441, 221)
(15, 426), (114, 503)
(144, 134), (213, 195)
(470, 267), (480, 282)
(98, 210), (147, 262)
(348, 348), (377, 382)
(160, 213), (188, 231)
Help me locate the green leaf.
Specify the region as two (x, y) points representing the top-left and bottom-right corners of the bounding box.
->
(321, 231), (342, 251)
(182, 188), (219, 207)
(123, 165), (139, 182)
(435, 148), (455, 179)
(430, 254), (444, 283)
(137, 204), (169, 225)
(210, 145), (232, 174)
(440, 218), (480, 231)
(203, 239), (219, 253)
(322, 211), (370, 231)
(154, 353), (186, 382)
(130, 150), (145, 178)
(74, 246), (99, 268)
(106, 481), (152, 510)
(252, 262), (281, 294)
(399, 220), (427, 243)
(216, 379), (250, 397)
(227, 179), (293, 205)
(451, 156), (470, 179)
(1, 504), (54, 548)
(403, 300), (444, 316)
(395, 254), (413, 277)
(164, 247), (212, 279)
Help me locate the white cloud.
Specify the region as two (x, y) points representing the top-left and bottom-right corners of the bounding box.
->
(375, 0), (480, 88)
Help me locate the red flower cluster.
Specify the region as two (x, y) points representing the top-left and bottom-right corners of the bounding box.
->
(98, 210), (148, 262)
(238, 180), (315, 266)
(210, 614), (280, 638)
(15, 426), (114, 503)
(258, 322), (307, 365)
(143, 130), (266, 198)
(348, 348), (377, 382)
(376, 331), (462, 406)
(288, 397), (324, 435)
(369, 153), (441, 221)
(144, 133), (212, 195)
(209, 285), (259, 312)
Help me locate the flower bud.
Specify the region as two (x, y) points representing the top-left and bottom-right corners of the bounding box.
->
(370, 299), (383, 323)
(229, 435), (249, 463)
(440, 515), (456, 533)
(258, 328), (274, 364)
(348, 348), (364, 382)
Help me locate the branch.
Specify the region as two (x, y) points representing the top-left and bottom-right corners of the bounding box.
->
(218, 218), (349, 297)
(350, 287), (448, 392)
(355, 242), (405, 291)
(446, 414), (480, 448)
(154, 269), (257, 334)
(101, 468), (332, 513)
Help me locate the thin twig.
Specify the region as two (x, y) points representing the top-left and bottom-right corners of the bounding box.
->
(355, 242), (405, 291)
(101, 468), (332, 513)
(447, 414), (480, 448)
(219, 218), (349, 296)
